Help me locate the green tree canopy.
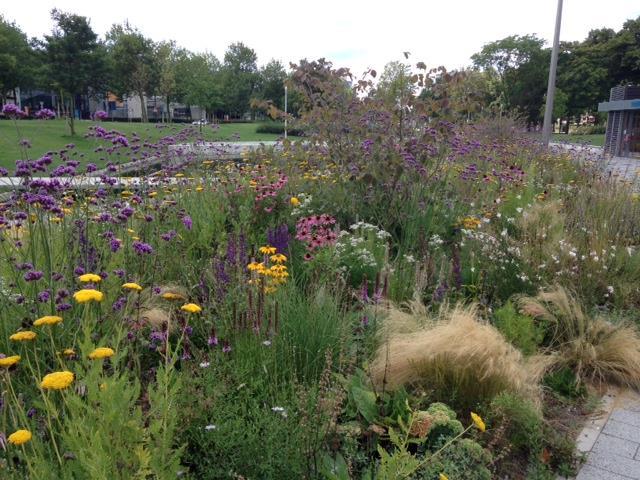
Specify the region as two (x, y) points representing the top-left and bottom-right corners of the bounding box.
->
(107, 23), (158, 123)
(221, 42), (258, 118)
(44, 9), (107, 135)
(0, 16), (35, 102)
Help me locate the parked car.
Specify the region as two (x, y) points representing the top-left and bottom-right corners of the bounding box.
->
(192, 119), (208, 125)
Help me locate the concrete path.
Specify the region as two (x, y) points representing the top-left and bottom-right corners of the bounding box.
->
(575, 389), (640, 479)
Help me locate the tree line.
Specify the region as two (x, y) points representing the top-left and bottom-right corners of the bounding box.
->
(469, 17), (640, 126)
(1, 9), (639, 134)
(0, 10), (289, 134)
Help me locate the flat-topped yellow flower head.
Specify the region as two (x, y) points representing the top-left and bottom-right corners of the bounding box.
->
(161, 292), (185, 301)
(8, 429), (32, 445)
(34, 315), (63, 327)
(0, 355), (21, 368)
(73, 289), (104, 303)
(78, 273), (102, 283)
(88, 347), (115, 360)
(41, 371), (74, 390)
(180, 303), (202, 314)
(471, 412), (486, 432)
(10, 331), (36, 342)
(122, 282), (143, 292)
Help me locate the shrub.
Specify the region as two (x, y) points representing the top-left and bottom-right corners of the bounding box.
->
(518, 286), (640, 388)
(493, 301), (544, 355)
(370, 304), (541, 410)
(489, 392), (544, 455)
(255, 122), (303, 136)
(419, 438), (493, 480)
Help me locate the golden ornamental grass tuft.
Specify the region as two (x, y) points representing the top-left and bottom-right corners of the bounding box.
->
(516, 285), (640, 389)
(370, 304), (542, 406)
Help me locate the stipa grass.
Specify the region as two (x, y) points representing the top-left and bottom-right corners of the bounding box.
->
(517, 286), (640, 388)
(370, 304), (542, 409)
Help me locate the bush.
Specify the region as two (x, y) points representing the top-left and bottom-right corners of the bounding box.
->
(256, 122), (303, 136)
(489, 392), (544, 455)
(518, 286), (640, 388)
(370, 304), (541, 411)
(419, 438), (492, 480)
(572, 124), (606, 135)
(493, 301), (544, 355)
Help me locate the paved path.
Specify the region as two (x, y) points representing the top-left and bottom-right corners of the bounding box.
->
(575, 389), (640, 479)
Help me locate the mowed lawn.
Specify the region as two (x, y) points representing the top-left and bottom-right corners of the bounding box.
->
(552, 133), (605, 146)
(0, 119), (284, 170)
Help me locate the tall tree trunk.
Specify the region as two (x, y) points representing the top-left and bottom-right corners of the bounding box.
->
(68, 95), (76, 136)
(165, 96), (171, 123)
(139, 91), (148, 123)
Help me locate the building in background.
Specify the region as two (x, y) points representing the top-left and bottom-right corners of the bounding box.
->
(599, 86), (640, 158)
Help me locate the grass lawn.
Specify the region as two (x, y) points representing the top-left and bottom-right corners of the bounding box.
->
(552, 133), (604, 146)
(0, 119), (284, 170)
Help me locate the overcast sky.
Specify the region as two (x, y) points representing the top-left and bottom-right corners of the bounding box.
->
(3, 0), (639, 74)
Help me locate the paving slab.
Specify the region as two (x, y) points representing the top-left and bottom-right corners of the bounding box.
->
(573, 389), (640, 479)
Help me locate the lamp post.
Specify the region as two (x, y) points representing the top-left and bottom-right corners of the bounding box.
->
(284, 85), (288, 139)
(542, 0), (564, 146)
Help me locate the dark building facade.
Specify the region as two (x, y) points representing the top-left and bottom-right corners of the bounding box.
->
(598, 85), (640, 158)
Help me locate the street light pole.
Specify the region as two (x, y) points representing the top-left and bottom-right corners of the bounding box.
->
(284, 85), (288, 139)
(542, 0), (564, 146)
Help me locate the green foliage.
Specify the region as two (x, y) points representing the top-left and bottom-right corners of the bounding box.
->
(493, 301), (544, 355)
(419, 438), (492, 480)
(543, 367), (586, 399)
(489, 392), (544, 455)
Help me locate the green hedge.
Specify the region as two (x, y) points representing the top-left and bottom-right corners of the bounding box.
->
(255, 122), (303, 136)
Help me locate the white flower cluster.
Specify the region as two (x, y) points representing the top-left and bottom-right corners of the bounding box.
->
(290, 193), (314, 216)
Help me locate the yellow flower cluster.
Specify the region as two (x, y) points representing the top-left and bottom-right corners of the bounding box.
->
(78, 273), (102, 283)
(8, 429), (32, 445)
(40, 371), (74, 390)
(461, 216), (482, 230)
(162, 292), (186, 301)
(247, 247), (289, 293)
(33, 315), (63, 327)
(88, 347), (115, 360)
(73, 289), (104, 303)
(471, 412), (486, 432)
(10, 331), (36, 342)
(122, 282), (143, 292)
(181, 303), (202, 314)
(0, 355), (21, 368)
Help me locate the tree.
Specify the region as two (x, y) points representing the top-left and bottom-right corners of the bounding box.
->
(375, 61), (414, 108)
(44, 10), (107, 135)
(176, 52), (223, 120)
(0, 16), (35, 104)
(107, 23), (158, 123)
(156, 41), (178, 122)
(221, 42), (258, 118)
(256, 59), (287, 110)
(472, 35), (549, 124)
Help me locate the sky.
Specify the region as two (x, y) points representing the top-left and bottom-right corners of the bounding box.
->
(2, 0), (639, 74)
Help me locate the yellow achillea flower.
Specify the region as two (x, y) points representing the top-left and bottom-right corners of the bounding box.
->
(439, 474), (449, 480)
(73, 289), (104, 303)
(88, 347), (115, 360)
(259, 246), (277, 255)
(180, 303), (202, 314)
(78, 273), (102, 283)
(10, 331), (36, 342)
(270, 253), (287, 264)
(8, 429), (32, 445)
(290, 197), (300, 207)
(195, 186), (204, 192)
(0, 355), (21, 367)
(33, 315), (63, 327)
(471, 412), (486, 432)
(62, 348), (75, 357)
(41, 371), (74, 390)
(162, 292), (185, 301)
(122, 282), (143, 292)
